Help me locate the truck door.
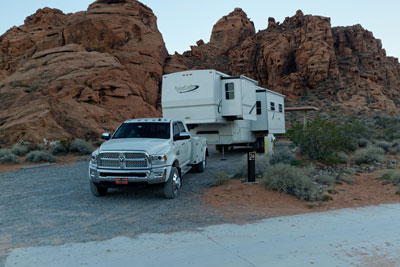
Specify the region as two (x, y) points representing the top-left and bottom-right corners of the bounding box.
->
(173, 122), (188, 166)
(177, 121), (191, 166)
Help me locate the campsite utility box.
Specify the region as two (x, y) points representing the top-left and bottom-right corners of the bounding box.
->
(161, 69), (285, 148)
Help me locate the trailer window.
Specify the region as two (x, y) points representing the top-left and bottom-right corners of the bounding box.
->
(225, 83), (235, 100)
(256, 101), (262, 115)
(279, 104), (283, 112)
(270, 102), (275, 111)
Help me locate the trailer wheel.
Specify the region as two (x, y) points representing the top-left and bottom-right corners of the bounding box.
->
(90, 181), (108, 197)
(164, 167), (181, 199)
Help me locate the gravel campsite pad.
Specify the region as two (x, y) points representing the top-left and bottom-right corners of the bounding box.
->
(1, 148), (400, 266)
(0, 149), (260, 265)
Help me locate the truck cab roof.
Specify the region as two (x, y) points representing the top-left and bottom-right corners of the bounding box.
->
(123, 118), (173, 123)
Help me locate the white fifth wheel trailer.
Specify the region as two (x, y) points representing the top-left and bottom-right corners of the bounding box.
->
(162, 69), (285, 151)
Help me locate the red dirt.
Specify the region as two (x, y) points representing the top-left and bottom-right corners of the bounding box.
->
(203, 171), (400, 218)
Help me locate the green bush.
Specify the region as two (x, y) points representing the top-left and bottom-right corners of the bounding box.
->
(337, 152), (349, 164)
(378, 169), (400, 185)
(49, 142), (67, 155)
(315, 175), (336, 185)
(69, 139), (93, 155)
(390, 139), (400, 155)
(287, 116), (367, 164)
(25, 150), (56, 163)
(213, 172), (230, 186)
(262, 163), (321, 201)
(375, 141), (391, 152)
(0, 149), (21, 164)
(269, 147), (295, 165)
(357, 138), (369, 148)
(11, 143), (30, 156)
(353, 146), (385, 165)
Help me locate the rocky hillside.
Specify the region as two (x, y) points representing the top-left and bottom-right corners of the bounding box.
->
(0, 0), (166, 144)
(0, 1), (399, 144)
(165, 9), (400, 114)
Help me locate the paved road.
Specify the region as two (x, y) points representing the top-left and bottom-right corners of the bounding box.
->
(5, 204), (400, 267)
(0, 147), (260, 266)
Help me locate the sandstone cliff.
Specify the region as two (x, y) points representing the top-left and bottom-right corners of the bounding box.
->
(1, 2), (399, 145)
(165, 10), (400, 114)
(0, 0), (166, 144)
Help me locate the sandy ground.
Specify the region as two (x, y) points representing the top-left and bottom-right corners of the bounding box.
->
(203, 171), (400, 218)
(0, 154), (88, 173)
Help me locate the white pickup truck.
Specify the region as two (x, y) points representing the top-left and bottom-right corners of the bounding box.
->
(88, 118), (208, 199)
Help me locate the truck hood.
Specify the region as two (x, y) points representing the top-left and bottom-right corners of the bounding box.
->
(99, 138), (172, 155)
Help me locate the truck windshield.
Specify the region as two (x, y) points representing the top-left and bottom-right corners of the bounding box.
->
(113, 122), (170, 139)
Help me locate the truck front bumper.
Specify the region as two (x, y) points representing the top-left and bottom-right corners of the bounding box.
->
(89, 165), (170, 184)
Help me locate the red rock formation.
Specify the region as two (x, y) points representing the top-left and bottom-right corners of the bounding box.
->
(0, 0), (166, 144)
(1, 3), (399, 145)
(165, 9), (400, 114)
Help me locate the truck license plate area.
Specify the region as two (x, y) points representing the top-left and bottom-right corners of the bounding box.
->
(115, 178), (128, 184)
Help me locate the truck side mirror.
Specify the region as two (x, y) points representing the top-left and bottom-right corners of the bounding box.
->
(101, 132), (111, 140)
(174, 132), (190, 141)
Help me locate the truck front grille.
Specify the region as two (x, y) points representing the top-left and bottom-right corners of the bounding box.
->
(99, 152), (149, 169)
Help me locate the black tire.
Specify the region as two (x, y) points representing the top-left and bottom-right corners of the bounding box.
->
(195, 152), (207, 173)
(164, 167), (181, 199)
(90, 181), (108, 197)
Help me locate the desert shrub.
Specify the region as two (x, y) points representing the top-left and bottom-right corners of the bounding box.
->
(69, 139), (93, 155)
(25, 150), (56, 163)
(213, 172), (230, 186)
(262, 163), (321, 201)
(390, 139), (400, 155)
(353, 146), (385, 165)
(235, 154), (270, 178)
(269, 147), (295, 165)
(0, 149), (21, 164)
(287, 116), (366, 163)
(337, 152), (349, 164)
(373, 115), (400, 141)
(338, 176), (355, 185)
(49, 142), (67, 155)
(315, 175), (336, 185)
(11, 142), (30, 156)
(375, 141), (391, 152)
(357, 138), (369, 148)
(378, 169), (400, 185)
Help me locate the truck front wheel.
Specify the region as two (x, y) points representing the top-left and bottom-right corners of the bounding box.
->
(164, 167), (181, 199)
(90, 181), (108, 197)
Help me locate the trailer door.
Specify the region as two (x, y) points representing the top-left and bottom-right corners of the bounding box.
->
(221, 79), (242, 118)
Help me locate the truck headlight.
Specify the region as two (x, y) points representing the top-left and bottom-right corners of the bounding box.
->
(90, 154), (98, 166)
(151, 155), (167, 165)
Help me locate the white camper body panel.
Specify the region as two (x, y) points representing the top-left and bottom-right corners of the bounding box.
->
(251, 88), (285, 134)
(190, 120), (255, 145)
(162, 70), (227, 124)
(162, 69), (285, 147)
(162, 70), (257, 124)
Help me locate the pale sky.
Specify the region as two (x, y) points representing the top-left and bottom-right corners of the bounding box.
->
(1, 0), (399, 59)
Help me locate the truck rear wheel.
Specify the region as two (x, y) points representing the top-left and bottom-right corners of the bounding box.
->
(164, 167), (181, 199)
(195, 151), (207, 172)
(90, 181), (108, 197)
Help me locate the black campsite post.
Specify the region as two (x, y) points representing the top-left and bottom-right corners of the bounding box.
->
(247, 152), (256, 182)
